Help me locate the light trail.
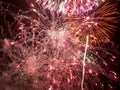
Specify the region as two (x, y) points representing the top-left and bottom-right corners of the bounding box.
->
(81, 35), (89, 90)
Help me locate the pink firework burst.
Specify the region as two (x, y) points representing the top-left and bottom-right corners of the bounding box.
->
(0, 0), (120, 90)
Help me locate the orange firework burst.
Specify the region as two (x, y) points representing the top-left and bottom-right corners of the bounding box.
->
(63, 0), (119, 45)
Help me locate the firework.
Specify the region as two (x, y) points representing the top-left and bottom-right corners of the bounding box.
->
(34, 0), (104, 15)
(0, 0), (120, 90)
(62, 0), (119, 45)
(28, 0), (119, 44)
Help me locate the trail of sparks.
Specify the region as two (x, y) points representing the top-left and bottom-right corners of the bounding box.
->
(81, 35), (89, 90)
